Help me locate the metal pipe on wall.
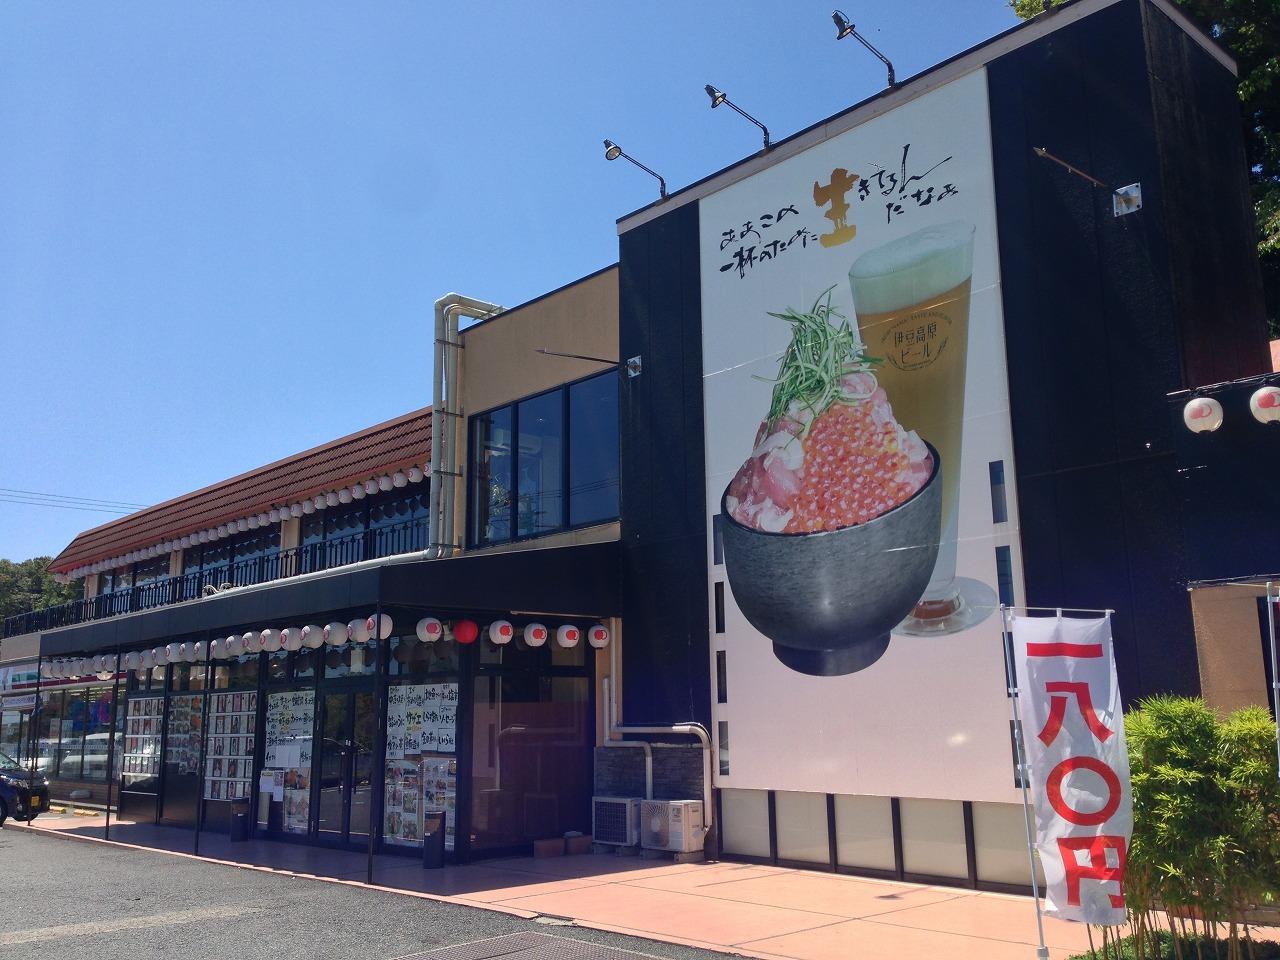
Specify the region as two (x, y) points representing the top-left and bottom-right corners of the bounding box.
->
(429, 293), (503, 560)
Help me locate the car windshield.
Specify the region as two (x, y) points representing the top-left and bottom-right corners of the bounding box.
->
(0, 750), (19, 771)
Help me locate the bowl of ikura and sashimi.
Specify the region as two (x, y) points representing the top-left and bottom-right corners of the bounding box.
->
(719, 288), (942, 677)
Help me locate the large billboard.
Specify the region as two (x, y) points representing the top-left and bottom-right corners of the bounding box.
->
(700, 69), (1023, 802)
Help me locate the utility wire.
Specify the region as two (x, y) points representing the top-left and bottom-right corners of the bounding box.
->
(0, 497), (133, 515)
(0, 487), (149, 509)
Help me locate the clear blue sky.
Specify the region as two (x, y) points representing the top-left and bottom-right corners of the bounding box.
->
(0, 1), (1019, 563)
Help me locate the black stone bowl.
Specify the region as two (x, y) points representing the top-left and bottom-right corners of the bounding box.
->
(719, 442), (942, 677)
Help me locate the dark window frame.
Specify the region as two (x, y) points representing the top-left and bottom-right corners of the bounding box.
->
(466, 368), (619, 549)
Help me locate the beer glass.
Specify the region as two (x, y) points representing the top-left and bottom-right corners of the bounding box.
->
(849, 220), (995, 635)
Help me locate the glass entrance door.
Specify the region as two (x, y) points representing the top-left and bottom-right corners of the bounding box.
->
(315, 689), (375, 845)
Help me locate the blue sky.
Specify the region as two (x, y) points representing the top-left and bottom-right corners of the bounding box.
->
(0, 1), (1019, 563)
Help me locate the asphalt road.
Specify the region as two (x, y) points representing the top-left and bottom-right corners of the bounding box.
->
(0, 828), (728, 960)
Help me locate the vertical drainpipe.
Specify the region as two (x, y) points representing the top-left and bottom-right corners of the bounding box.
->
(429, 294), (503, 560)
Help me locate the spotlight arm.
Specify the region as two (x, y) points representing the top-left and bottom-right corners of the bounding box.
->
(723, 98), (770, 150)
(618, 150), (667, 198)
(832, 10), (896, 88)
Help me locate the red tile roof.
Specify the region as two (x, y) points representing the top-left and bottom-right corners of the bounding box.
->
(48, 407), (432, 574)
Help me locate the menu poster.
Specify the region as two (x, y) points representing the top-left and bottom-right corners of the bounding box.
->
(123, 696), (164, 780)
(264, 690), (314, 834)
(204, 691), (257, 801)
(386, 683), (458, 760)
(421, 756), (458, 850)
(383, 761), (422, 847)
(165, 694), (204, 776)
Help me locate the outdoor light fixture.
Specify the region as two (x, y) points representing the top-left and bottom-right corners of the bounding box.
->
(602, 139), (667, 198)
(704, 84), (771, 150)
(1250, 386), (1280, 424)
(1183, 396), (1224, 433)
(831, 10), (896, 88)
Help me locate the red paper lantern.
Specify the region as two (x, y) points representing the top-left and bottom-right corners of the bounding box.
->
(453, 619), (479, 645)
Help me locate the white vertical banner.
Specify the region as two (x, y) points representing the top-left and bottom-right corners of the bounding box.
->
(1011, 614), (1132, 924)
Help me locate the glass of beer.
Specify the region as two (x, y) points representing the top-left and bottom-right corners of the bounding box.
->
(848, 219), (995, 636)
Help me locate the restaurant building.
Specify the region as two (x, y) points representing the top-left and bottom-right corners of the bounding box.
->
(2, 0), (1275, 890)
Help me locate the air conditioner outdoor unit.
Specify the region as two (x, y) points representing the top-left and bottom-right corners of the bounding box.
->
(592, 796), (641, 846)
(640, 800), (705, 854)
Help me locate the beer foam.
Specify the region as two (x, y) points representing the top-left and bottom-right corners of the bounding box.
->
(848, 220), (975, 315)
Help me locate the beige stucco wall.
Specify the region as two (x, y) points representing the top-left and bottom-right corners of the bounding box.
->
(1190, 583), (1271, 714)
(451, 267), (619, 551)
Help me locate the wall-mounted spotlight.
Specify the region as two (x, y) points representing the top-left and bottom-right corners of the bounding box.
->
(603, 139), (667, 199)
(705, 84), (770, 151)
(832, 10), (896, 88)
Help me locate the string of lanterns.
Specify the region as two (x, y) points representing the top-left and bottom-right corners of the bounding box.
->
(57, 464), (430, 583)
(38, 615), (611, 679)
(1184, 385), (1280, 433)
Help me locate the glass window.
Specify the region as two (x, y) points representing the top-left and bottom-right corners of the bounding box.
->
(133, 555), (170, 587)
(569, 372), (619, 526)
(471, 407), (514, 546)
(776, 790), (830, 865)
(82, 686), (113, 782)
(37, 690), (67, 777)
(899, 797), (968, 879)
(389, 634), (458, 677)
(720, 788), (771, 858)
(517, 391), (564, 537)
(834, 794), (895, 871)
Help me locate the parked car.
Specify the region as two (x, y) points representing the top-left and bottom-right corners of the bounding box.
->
(0, 749), (50, 825)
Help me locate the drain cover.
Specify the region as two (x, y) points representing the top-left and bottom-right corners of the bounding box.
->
(403, 931), (667, 960)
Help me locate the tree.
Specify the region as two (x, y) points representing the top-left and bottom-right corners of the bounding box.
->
(1011, 0), (1280, 339)
(0, 557), (79, 621)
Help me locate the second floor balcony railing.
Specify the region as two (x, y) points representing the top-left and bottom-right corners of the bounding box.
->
(3, 517), (430, 639)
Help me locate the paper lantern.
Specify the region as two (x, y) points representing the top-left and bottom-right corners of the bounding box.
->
(209, 638), (226, 660)
(338, 488), (352, 504)
(348, 618), (371, 644)
(241, 631), (262, 654)
(268, 508), (280, 523)
(351, 484), (366, 500)
(180, 643), (195, 662)
(302, 501), (315, 515)
(324, 622), (349, 647)
(556, 625), (581, 648)
(588, 624), (610, 649)
(1250, 385), (1280, 424)
(364, 479), (379, 495)
(392, 471), (407, 488)
(378, 475), (393, 492)
(39, 663), (52, 679)
(122, 651), (138, 670)
(313, 495), (327, 510)
(139, 649), (155, 669)
(47, 662), (60, 679)
(260, 629), (282, 653)
(366, 613), (393, 641)
(453, 619), (479, 645)
(164, 643), (180, 662)
(281, 627), (303, 652)
(1184, 396), (1224, 433)
(290, 503), (303, 518)
(193, 640), (207, 661)
(489, 620), (514, 645)
(225, 634), (243, 658)
(325, 491), (339, 507)
(301, 624), (325, 649)
(408, 466), (424, 483)
(247, 516), (259, 530)
(416, 617), (443, 643)
(524, 623), (548, 648)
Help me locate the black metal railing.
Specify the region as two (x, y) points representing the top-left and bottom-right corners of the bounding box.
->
(3, 517), (430, 639)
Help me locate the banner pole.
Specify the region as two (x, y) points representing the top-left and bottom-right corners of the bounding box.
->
(1267, 582), (1279, 782)
(1001, 604), (1050, 960)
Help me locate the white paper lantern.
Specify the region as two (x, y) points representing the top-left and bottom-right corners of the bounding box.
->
(193, 640), (208, 661)
(556, 625), (581, 648)
(351, 484), (366, 500)
(121, 651), (137, 670)
(1184, 396), (1224, 433)
(588, 624), (611, 648)
(260, 629), (282, 653)
(366, 613), (393, 641)
(139, 649), (155, 669)
(524, 623), (549, 648)
(338, 488), (352, 504)
(301, 625), (325, 649)
(209, 638), (226, 660)
(392, 471), (407, 488)
(378, 475), (393, 491)
(164, 643), (181, 662)
(290, 503), (303, 518)
(408, 466), (424, 483)
(268, 508), (280, 523)
(241, 631), (261, 654)
(348, 618), (371, 644)
(313, 495), (327, 510)
(247, 516), (259, 530)
(489, 620), (514, 645)
(281, 627), (303, 652)
(325, 622), (349, 646)
(364, 479), (379, 495)
(40, 662), (52, 679)
(236, 518), (248, 532)
(325, 491), (339, 507)
(302, 500), (315, 515)
(416, 617), (443, 643)
(225, 634), (243, 657)
(1248, 385), (1280, 424)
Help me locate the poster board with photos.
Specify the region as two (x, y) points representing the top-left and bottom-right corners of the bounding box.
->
(264, 690), (314, 835)
(165, 694), (204, 776)
(123, 696), (164, 785)
(383, 683), (457, 849)
(204, 691), (257, 801)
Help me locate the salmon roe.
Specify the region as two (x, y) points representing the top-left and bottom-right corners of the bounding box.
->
(787, 403), (921, 533)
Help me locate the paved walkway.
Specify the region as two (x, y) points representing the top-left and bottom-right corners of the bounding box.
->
(9, 812), (1254, 960)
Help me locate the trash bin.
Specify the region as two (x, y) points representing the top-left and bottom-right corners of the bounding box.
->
(229, 800), (251, 842)
(423, 811), (446, 869)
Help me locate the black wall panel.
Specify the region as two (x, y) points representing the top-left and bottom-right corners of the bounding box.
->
(618, 202), (712, 729)
(987, 0), (1203, 701)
